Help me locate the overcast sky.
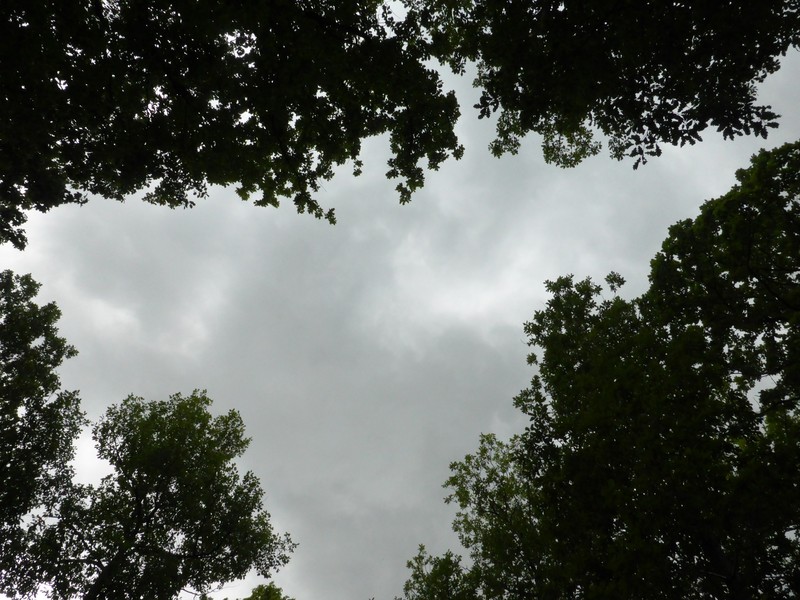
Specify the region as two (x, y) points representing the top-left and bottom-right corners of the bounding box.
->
(3, 51), (799, 600)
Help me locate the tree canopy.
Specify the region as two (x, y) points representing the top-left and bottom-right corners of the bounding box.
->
(224, 582), (296, 600)
(11, 391), (295, 600)
(3, 1), (799, 248)
(0, 272), (293, 598)
(400, 142), (800, 599)
(0, 270), (84, 586)
(405, 0), (800, 166)
(1, 0), (462, 249)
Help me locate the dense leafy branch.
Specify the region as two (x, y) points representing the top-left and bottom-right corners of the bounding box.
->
(0, 270), (85, 593)
(3, 2), (799, 247)
(14, 391), (295, 600)
(404, 0), (800, 167)
(0, 0), (463, 249)
(0, 290), (294, 600)
(401, 143), (800, 599)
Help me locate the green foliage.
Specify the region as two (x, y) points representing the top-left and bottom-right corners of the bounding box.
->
(400, 546), (474, 600)
(405, 0), (800, 167)
(17, 391), (294, 600)
(200, 581), (295, 600)
(4, 2), (798, 248)
(0, 1), (463, 249)
(0, 271), (85, 593)
(239, 582), (296, 600)
(647, 142), (800, 420)
(0, 278), (294, 597)
(402, 143), (800, 598)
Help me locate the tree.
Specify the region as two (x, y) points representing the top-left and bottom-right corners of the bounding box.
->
(199, 581), (295, 600)
(400, 142), (800, 599)
(0, 270), (84, 591)
(5, 3), (799, 250)
(239, 582), (296, 600)
(1, 0), (463, 249)
(404, 0), (800, 167)
(0, 276), (293, 598)
(401, 546), (476, 600)
(17, 391), (295, 600)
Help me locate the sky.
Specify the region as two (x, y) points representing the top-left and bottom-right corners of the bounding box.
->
(2, 51), (799, 600)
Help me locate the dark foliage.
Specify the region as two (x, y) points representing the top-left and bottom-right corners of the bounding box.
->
(20, 391), (295, 599)
(0, 270), (84, 592)
(0, 0), (463, 248)
(406, 0), (800, 166)
(402, 143), (800, 599)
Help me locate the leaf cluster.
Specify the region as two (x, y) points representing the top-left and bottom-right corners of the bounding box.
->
(401, 143), (800, 599)
(404, 0), (799, 167)
(0, 288), (294, 600)
(4, 2), (799, 248)
(1, 0), (463, 248)
(18, 391), (295, 599)
(0, 271), (84, 588)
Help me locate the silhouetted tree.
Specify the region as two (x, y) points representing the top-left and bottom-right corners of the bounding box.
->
(11, 391), (294, 600)
(0, 0), (462, 248)
(406, 0), (800, 167)
(0, 270), (84, 593)
(401, 142), (800, 599)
